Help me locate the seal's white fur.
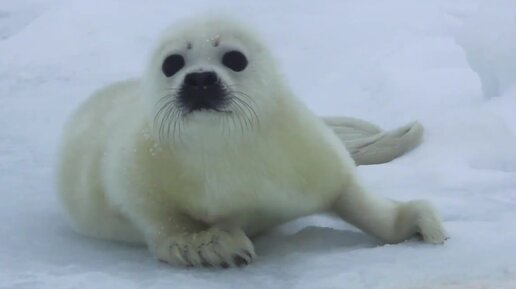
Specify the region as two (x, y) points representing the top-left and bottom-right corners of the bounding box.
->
(325, 117), (424, 165)
(57, 18), (446, 267)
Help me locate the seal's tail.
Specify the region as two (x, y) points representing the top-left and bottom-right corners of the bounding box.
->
(323, 117), (424, 166)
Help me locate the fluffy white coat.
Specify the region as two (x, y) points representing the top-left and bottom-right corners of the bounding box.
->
(57, 18), (446, 267)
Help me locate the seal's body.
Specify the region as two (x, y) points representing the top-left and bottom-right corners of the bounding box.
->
(57, 19), (446, 267)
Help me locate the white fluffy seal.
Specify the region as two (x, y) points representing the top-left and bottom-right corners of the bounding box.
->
(57, 18), (446, 268)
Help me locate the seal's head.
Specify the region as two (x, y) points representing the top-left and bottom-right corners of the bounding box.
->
(143, 18), (287, 146)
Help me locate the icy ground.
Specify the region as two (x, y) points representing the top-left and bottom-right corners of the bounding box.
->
(1, 0), (516, 288)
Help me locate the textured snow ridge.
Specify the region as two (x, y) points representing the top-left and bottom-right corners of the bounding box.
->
(1, 0), (516, 288)
(454, 0), (516, 99)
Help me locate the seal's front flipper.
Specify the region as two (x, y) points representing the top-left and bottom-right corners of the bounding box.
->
(323, 117), (424, 166)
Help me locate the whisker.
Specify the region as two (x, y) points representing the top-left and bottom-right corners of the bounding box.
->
(153, 92), (186, 146)
(154, 96), (176, 144)
(153, 85), (259, 145)
(230, 98), (247, 135)
(225, 88), (260, 133)
(231, 96), (254, 131)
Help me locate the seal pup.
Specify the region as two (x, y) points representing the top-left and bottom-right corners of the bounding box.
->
(57, 18), (446, 268)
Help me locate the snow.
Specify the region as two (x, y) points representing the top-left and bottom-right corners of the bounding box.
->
(1, 0), (516, 288)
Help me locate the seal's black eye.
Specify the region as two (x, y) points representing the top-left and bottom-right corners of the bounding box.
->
(162, 54), (185, 77)
(222, 50), (248, 72)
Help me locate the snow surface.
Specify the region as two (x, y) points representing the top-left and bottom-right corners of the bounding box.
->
(1, 0), (516, 288)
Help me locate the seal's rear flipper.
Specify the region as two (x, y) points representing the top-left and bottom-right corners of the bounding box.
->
(323, 117), (424, 165)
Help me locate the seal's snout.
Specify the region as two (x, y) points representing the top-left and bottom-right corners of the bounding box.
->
(184, 71), (218, 89)
(179, 71), (228, 112)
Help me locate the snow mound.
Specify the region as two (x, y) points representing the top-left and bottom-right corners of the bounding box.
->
(455, 0), (516, 98)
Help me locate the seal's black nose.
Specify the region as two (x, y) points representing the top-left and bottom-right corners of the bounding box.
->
(184, 71), (218, 89)
(179, 71), (227, 112)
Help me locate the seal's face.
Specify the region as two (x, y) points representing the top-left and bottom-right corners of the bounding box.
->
(160, 48), (248, 114)
(145, 19), (282, 146)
